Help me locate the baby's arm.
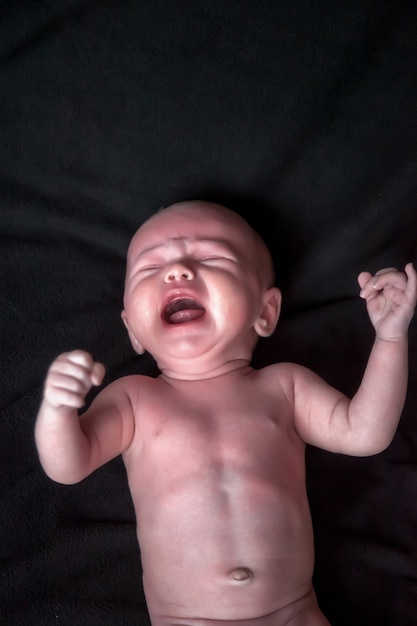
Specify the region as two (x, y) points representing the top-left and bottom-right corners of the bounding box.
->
(35, 350), (135, 484)
(293, 264), (417, 455)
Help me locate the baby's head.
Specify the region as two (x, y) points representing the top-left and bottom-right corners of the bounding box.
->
(122, 200), (281, 379)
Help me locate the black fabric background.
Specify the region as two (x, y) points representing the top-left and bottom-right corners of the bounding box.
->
(1, 2), (416, 624)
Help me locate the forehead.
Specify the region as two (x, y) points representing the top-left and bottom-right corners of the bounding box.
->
(128, 205), (259, 257)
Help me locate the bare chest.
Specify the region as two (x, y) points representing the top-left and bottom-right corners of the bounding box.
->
(124, 374), (305, 493)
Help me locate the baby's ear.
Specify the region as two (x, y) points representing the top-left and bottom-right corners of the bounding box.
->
(254, 287), (282, 337)
(121, 310), (145, 355)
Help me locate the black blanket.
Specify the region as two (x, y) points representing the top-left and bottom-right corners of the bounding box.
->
(1, 2), (416, 624)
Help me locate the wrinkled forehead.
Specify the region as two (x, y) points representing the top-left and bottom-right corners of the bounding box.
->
(127, 203), (274, 283)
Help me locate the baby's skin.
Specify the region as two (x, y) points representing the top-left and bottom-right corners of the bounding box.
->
(35, 201), (417, 625)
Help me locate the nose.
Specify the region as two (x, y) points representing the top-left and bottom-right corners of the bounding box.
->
(164, 261), (195, 283)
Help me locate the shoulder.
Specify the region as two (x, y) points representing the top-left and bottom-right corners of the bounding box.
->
(254, 362), (320, 397)
(255, 362), (309, 383)
(106, 373), (156, 392)
(94, 373), (159, 411)
(253, 362), (295, 395)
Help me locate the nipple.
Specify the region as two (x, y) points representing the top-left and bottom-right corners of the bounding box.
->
(230, 567), (253, 582)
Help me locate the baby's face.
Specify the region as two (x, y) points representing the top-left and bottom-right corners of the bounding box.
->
(122, 202), (279, 378)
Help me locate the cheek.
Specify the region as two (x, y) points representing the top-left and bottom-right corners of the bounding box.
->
(210, 281), (259, 325)
(125, 283), (157, 328)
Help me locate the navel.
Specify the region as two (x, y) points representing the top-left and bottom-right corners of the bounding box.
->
(230, 566), (253, 583)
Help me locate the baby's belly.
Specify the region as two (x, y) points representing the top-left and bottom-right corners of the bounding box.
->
(134, 474), (315, 623)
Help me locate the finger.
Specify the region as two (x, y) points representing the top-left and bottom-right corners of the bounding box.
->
(44, 387), (87, 409)
(50, 351), (100, 385)
(359, 271), (385, 300)
(358, 271), (372, 289)
(358, 271), (372, 295)
(48, 359), (93, 384)
(91, 362), (106, 386)
(371, 269), (407, 293)
(44, 378), (88, 409)
(373, 267), (398, 277)
(65, 350), (95, 370)
(405, 262), (417, 303)
(46, 371), (91, 397)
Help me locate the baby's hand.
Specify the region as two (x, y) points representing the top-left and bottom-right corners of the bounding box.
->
(43, 350), (105, 411)
(358, 263), (417, 340)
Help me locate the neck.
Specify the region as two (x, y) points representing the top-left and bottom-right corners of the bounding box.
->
(159, 358), (252, 382)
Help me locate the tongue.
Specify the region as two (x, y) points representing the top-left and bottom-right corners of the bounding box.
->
(165, 298), (206, 324)
(169, 308), (205, 324)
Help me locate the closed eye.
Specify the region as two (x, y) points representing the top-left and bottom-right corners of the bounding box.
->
(199, 256), (235, 264)
(138, 265), (162, 273)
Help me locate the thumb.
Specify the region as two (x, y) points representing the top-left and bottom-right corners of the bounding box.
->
(358, 271), (372, 292)
(91, 362), (106, 386)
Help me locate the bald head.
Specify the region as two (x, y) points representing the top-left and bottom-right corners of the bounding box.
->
(133, 200), (275, 288)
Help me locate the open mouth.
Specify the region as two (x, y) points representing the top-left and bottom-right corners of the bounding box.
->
(162, 298), (206, 324)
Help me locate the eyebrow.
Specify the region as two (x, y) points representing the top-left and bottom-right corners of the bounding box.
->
(134, 237), (234, 258)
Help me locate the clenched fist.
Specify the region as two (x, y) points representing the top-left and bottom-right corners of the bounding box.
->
(43, 350), (105, 410)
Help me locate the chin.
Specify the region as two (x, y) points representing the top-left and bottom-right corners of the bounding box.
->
(154, 339), (221, 369)
(160, 343), (210, 362)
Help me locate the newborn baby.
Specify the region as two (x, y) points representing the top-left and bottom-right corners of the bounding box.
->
(35, 201), (417, 625)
